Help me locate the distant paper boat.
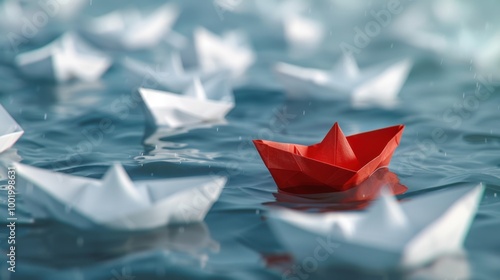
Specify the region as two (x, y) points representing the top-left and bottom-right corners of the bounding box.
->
(194, 27), (255, 79)
(268, 184), (484, 269)
(81, 3), (185, 50)
(270, 184), (484, 269)
(139, 76), (234, 128)
(270, 168), (407, 211)
(15, 33), (111, 82)
(15, 163), (227, 230)
(274, 55), (412, 107)
(0, 104), (23, 154)
(253, 123), (404, 194)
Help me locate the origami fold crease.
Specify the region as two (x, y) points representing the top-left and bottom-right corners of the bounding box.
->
(253, 123), (404, 194)
(267, 184), (484, 269)
(15, 163), (227, 230)
(139, 75), (234, 128)
(0, 104), (24, 154)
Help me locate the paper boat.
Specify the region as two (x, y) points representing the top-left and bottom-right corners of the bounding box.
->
(139, 76), (234, 128)
(253, 123), (404, 194)
(267, 183), (484, 270)
(269, 168), (408, 211)
(194, 27), (255, 79)
(81, 3), (185, 50)
(15, 163), (227, 230)
(274, 55), (412, 107)
(0, 104), (23, 154)
(15, 33), (111, 82)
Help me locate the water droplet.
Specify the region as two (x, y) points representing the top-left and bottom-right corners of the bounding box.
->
(256, 209), (260, 215)
(43, 113), (47, 120)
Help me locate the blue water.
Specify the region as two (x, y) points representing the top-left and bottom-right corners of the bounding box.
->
(1, 0), (500, 279)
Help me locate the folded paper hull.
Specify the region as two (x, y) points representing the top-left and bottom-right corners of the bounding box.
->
(268, 218), (404, 270)
(267, 184), (484, 270)
(0, 131), (23, 154)
(15, 162), (227, 230)
(18, 176), (226, 230)
(0, 105), (24, 154)
(140, 88), (234, 128)
(15, 34), (111, 82)
(253, 125), (404, 194)
(80, 3), (181, 50)
(274, 59), (412, 106)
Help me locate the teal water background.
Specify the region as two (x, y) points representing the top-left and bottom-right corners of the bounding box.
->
(1, 0), (500, 279)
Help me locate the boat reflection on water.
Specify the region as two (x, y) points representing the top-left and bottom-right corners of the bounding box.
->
(266, 168), (407, 211)
(135, 121), (226, 164)
(18, 222), (219, 269)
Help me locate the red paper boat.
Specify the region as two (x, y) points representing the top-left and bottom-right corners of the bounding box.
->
(253, 123), (404, 194)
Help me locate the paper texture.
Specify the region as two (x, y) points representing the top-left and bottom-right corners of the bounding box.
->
(0, 104), (24, 154)
(15, 33), (111, 82)
(140, 75), (234, 128)
(268, 183), (484, 269)
(275, 55), (412, 107)
(15, 163), (227, 230)
(81, 3), (185, 50)
(254, 123), (404, 194)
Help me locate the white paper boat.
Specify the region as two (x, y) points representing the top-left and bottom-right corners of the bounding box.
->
(81, 3), (185, 50)
(139, 76), (234, 128)
(391, 0), (500, 76)
(15, 33), (111, 82)
(194, 27), (255, 79)
(274, 55), (412, 108)
(15, 162), (227, 230)
(0, 104), (23, 154)
(267, 184), (484, 270)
